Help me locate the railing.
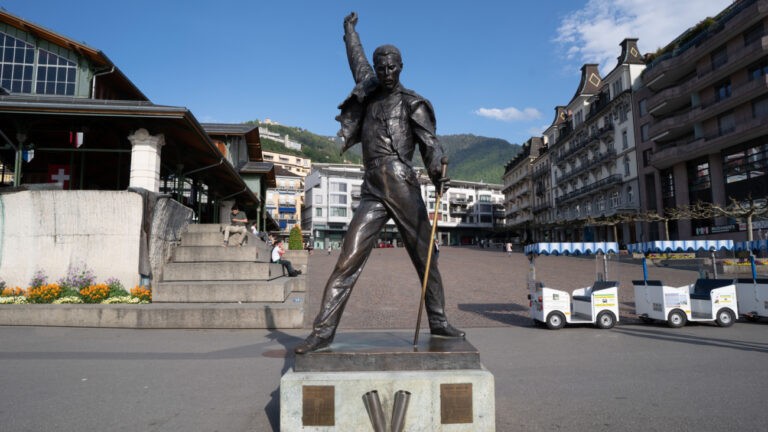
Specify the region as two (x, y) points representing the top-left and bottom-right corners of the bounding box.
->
(555, 174), (622, 206)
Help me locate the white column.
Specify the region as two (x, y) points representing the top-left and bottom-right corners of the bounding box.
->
(128, 128), (165, 192)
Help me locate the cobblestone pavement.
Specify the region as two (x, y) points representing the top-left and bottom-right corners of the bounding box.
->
(305, 246), (705, 330)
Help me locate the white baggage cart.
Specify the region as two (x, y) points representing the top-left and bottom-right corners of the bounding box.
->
(525, 242), (620, 330)
(628, 240), (737, 328)
(734, 239), (768, 322)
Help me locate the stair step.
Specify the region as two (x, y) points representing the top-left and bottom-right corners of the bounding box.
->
(154, 278), (303, 303)
(163, 262), (284, 281)
(172, 246), (262, 262)
(185, 224), (226, 233)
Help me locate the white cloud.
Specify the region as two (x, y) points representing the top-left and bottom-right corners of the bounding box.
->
(555, 0), (733, 73)
(475, 107), (542, 122)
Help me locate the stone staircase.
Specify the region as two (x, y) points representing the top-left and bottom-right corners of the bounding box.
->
(152, 224), (306, 328)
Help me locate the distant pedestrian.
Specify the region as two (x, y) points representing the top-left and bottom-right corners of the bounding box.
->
(327, 244), (332, 255)
(506, 242), (513, 257)
(434, 237), (440, 258)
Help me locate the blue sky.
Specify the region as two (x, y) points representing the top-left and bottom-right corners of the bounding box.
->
(3, 0), (732, 144)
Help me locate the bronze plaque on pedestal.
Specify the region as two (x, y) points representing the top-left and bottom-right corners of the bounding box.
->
(302, 385), (335, 426)
(440, 383), (473, 424)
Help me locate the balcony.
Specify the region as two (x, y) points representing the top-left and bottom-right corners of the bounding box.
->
(556, 149), (618, 184)
(694, 74), (768, 123)
(555, 175), (623, 206)
(644, 0), (761, 90)
(650, 115), (768, 169)
(532, 201), (552, 213)
(450, 206), (468, 216)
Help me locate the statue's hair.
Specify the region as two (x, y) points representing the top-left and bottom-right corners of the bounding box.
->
(373, 44), (402, 65)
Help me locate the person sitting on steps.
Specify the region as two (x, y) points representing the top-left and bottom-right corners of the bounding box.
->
(222, 205), (248, 247)
(271, 239), (301, 277)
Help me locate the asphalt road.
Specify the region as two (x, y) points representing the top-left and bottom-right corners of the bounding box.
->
(1, 247), (766, 431)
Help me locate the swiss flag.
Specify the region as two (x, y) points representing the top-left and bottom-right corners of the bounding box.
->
(48, 165), (71, 189)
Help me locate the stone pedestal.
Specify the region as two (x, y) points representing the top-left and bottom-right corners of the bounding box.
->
(280, 332), (495, 431)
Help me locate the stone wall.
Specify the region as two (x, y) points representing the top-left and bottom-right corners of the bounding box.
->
(147, 196), (193, 283)
(0, 190), (143, 288)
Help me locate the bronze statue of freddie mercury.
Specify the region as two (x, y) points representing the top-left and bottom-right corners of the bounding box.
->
(294, 12), (464, 354)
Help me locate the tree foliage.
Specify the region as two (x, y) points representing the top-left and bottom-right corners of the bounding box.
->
(288, 225), (303, 250)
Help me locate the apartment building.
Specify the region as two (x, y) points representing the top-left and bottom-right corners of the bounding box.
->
(262, 150), (311, 177)
(548, 39), (646, 244)
(503, 137), (544, 241)
(302, 163), (504, 248)
(265, 166), (304, 233)
(635, 0), (768, 240)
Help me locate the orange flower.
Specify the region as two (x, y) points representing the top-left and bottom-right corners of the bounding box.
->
(1, 287), (25, 297)
(130, 286), (152, 302)
(27, 283), (62, 303)
(80, 283), (110, 303)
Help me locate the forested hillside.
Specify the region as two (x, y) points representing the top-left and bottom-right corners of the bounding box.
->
(249, 121), (520, 183)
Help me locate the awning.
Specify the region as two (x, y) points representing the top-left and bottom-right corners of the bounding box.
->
(524, 242), (619, 256)
(627, 240), (734, 253)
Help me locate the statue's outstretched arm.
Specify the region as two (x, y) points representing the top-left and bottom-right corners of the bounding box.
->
(343, 12), (374, 84)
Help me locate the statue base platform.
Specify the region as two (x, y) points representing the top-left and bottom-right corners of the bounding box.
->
(293, 331), (481, 372)
(280, 332), (495, 431)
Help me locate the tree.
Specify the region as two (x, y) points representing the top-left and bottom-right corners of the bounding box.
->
(288, 225), (304, 250)
(685, 197), (768, 241)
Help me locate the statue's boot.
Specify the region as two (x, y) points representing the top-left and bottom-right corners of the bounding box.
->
(429, 321), (465, 338)
(294, 333), (333, 354)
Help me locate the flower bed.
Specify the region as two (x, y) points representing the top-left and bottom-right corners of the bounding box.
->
(0, 265), (151, 305)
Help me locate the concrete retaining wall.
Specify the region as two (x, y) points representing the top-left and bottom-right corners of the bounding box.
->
(0, 190), (143, 288)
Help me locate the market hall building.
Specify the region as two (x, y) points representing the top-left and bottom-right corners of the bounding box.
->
(0, 10), (276, 288)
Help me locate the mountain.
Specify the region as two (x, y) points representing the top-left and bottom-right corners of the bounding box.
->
(249, 121), (521, 183)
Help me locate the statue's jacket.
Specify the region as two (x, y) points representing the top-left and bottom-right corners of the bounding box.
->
(335, 30), (444, 184)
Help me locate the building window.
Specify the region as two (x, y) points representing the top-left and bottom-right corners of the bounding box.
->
(612, 78), (624, 97)
(640, 124), (650, 142)
(638, 99), (647, 117)
(330, 207), (347, 217)
(624, 156), (631, 177)
(748, 60), (768, 81)
(744, 22), (764, 46)
(329, 194), (347, 205)
(574, 111), (583, 126)
(597, 195), (606, 211)
(35, 48), (77, 95)
(610, 191), (620, 208)
(627, 186), (634, 204)
(0, 32), (34, 93)
(315, 208), (322, 217)
(314, 195), (323, 204)
(723, 141), (768, 184)
(622, 130), (628, 149)
(330, 182), (347, 193)
(619, 105), (629, 123)
(711, 45), (728, 70)
(643, 149), (653, 167)
(714, 80), (731, 102)
(688, 158), (711, 192)
(717, 111), (735, 135)
(753, 95), (768, 118)
(660, 168), (675, 201)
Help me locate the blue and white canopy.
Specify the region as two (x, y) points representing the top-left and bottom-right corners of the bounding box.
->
(734, 239), (768, 252)
(524, 242), (620, 256)
(627, 240), (733, 253)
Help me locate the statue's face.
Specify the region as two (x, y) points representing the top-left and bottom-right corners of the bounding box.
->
(374, 54), (402, 91)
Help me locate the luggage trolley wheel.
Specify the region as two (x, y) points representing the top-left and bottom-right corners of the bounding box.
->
(545, 311), (566, 330)
(667, 309), (687, 328)
(715, 308), (736, 327)
(595, 310), (617, 329)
